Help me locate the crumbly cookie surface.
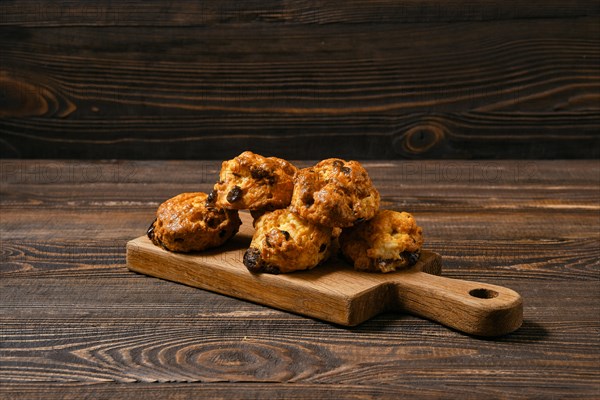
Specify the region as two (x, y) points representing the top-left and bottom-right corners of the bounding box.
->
(339, 210), (423, 273)
(148, 192), (241, 252)
(209, 151), (297, 211)
(290, 158), (380, 228)
(243, 209), (333, 274)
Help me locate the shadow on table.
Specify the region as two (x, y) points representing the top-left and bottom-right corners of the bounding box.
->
(338, 314), (549, 343)
(492, 319), (549, 343)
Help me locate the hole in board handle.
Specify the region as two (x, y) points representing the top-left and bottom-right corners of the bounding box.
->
(469, 288), (499, 299)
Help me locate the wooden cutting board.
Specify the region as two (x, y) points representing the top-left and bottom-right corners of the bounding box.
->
(126, 213), (522, 336)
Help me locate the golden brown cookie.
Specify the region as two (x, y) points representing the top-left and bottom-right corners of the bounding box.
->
(290, 158), (380, 228)
(339, 210), (423, 273)
(147, 192), (241, 252)
(243, 209), (333, 274)
(208, 151), (297, 211)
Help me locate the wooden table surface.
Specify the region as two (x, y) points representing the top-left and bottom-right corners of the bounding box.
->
(1, 159), (598, 399)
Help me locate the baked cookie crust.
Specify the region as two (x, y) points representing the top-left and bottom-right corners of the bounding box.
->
(290, 158), (380, 228)
(148, 192), (241, 252)
(339, 210), (423, 273)
(209, 151), (297, 211)
(243, 209), (333, 274)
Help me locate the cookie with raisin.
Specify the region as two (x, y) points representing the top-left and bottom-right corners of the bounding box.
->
(290, 158), (380, 228)
(208, 151), (297, 211)
(148, 192), (241, 252)
(339, 210), (423, 273)
(243, 209), (333, 274)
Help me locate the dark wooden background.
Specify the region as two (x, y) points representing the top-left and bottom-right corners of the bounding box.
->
(1, 1), (599, 159)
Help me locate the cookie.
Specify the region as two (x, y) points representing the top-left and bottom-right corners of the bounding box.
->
(290, 158), (380, 228)
(147, 192), (241, 252)
(339, 210), (423, 273)
(208, 151), (297, 211)
(243, 209), (333, 274)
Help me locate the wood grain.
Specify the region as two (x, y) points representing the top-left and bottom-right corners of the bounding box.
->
(2, 381), (600, 400)
(1, 2), (599, 158)
(2, 0), (598, 27)
(1, 160), (599, 398)
(126, 213), (522, 335)
(126, 212), (440, 324)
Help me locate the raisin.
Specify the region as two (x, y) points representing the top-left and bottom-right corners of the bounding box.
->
(243, 247), (281, 274)
(332, 160), (344, 168)
(354, 217), (365, 224)
(280, 230), (290, 240)
(319, 243), (327, 253)
(250, 167), (268, 180)
(206, 189), (217, 206)
(401, 250), (420, 266)
(341, 166), (352, 175)
(226, 185), (243, 203)
(146, 219), (156, 240)
(250, 168), (276, 185)
(244, 247), (271, 273)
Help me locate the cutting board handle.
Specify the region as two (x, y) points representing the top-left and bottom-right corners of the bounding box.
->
(391, 271), (523, 336)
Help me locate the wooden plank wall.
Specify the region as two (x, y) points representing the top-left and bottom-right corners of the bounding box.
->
(1, 1), (599, 159)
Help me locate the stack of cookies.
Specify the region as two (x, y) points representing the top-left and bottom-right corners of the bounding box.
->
(148, 151), (423, 274)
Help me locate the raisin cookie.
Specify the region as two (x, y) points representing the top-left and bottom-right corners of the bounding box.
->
(339, 210), (423, 273)
(208, 151), (297, 211)
(243, 209), (333, 274)
(290, 158), (380, 228)
(147, 192), (241, 252)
